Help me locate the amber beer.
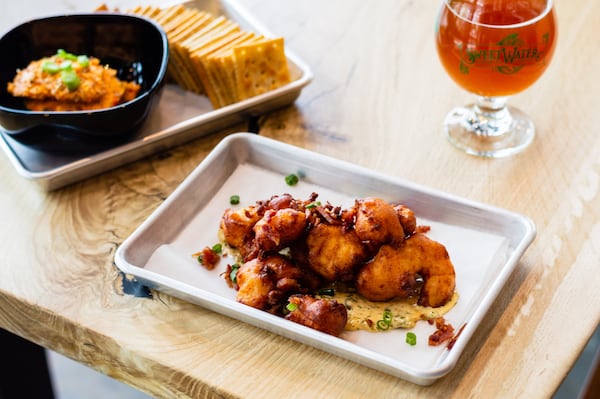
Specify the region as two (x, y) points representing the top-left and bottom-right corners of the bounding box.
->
(436, 0), (557, 97)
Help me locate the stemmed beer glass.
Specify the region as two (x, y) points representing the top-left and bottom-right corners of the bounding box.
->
(435, 0), (557, 158)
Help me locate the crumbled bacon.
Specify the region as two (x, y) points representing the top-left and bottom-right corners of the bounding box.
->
(196, 246), (220, 270)
(222, 263), (240, 290)
(428, 317), (455, 346)
(447, 323), (466, 350)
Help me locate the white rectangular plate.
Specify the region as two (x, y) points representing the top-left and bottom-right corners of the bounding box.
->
(114, 132), (535, 385)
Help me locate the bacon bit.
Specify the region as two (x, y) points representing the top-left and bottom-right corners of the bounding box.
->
(194, 246), (220, 270)
(447, 323), (466, 350)
(314, 205), (339, 224)
(222, 263), (239, 290)
(428, 317), (455, 346)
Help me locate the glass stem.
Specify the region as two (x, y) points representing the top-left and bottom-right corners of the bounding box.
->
(471, 96), (512, 137)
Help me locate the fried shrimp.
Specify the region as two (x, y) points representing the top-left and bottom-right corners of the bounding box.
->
(355, 233), (456, 307)
(285, 294), (348, 336)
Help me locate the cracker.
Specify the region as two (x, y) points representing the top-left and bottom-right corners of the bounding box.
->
(135, 5), (159, 18)
(233, 37), (291, 101)
(161, 8), (198, 35)
(187, 27), (242, 99)
(208, 34), (265, 106)
(170, 18), (236, 93)
(202, 32), (259, 107)
(167, 12), (217, 92)
(171, 14), (225, 45)
(152, 4), (185, 25)
(123, 4), (292, 107)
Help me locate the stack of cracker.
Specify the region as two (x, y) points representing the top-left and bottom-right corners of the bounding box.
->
(128, 4), (292, 108)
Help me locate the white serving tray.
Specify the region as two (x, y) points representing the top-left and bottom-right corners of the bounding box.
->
(0, 0), (312, 190)
(114, 132), (535, 385)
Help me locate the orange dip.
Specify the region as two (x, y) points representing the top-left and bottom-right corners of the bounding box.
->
(7, 50), (141, 111)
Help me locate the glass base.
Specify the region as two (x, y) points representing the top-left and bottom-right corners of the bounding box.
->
(443, 100), (535, 158)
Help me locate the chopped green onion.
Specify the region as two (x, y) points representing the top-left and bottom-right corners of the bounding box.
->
(77, 55), (90, 67)
(383, 309), (393, 325)
(229, 195), (240, 205)
(41, 61), (60, 74)
(56, 49), (78, 61)
(211, 243), (222, 254)
(59, 60), (73, 71)
(376, 320), (389, 331)
(229, 263), (240, 284)
(285, 173), (299, 186)
(286, 302), (298, 312)
(305, 201), (321, 209)
(406, 332), (417, 346)
(60, 69), (80, 91)
(376, 309), (393, 331)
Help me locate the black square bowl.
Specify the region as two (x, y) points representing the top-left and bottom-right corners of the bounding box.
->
(0, 13), (168, 137)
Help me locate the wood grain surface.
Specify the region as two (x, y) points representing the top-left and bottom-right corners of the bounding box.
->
(1, 0), (599, 398)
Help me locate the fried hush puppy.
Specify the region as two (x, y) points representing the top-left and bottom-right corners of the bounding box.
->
(236, 254), (320, 312)
(253, 208), (307, 252)
(218, 193), (456, 336)
(285, 294), (348, 336)
(354, 197), (405, 249)
(304, 223), (368, 282)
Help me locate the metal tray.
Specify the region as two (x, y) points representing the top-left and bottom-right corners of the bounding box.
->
(114, 132), (536, 385)
(0, 0), (312, 190)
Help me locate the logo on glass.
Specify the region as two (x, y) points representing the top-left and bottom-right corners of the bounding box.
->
(458, 33), (549, 75)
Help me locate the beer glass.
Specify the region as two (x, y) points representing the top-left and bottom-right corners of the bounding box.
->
(435, 0), (557, 157)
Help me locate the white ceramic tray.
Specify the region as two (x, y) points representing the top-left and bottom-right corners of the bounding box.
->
(0, 0), (312, 190)
(114, 132), (536, 385)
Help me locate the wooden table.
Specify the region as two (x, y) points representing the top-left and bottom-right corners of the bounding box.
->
(1, 0), (599, 397)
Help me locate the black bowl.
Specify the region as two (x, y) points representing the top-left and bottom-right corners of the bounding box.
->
(0, 13), (168, 137)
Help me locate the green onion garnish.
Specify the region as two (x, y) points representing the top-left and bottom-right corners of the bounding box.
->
(285, 173), (299, 186)
(59, 60), (72, 71)
(376, 320), (389, 330)
(211, 243), (222, 254)
(305, 201), (321, 209)
(229, 195), (240, 205)
(383, 309), (392, 325)
(77, 55), (90, 68)
(41, 61), (60, 74)
(376, 309), (393, 331)
(229, 263), (240, 284)
(60, 69), (80, 91)
(286, 302), (298, 312)
(55, 49), (89, 68)
(56, 49), (78, 61)
(406, 332), (417, 346)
